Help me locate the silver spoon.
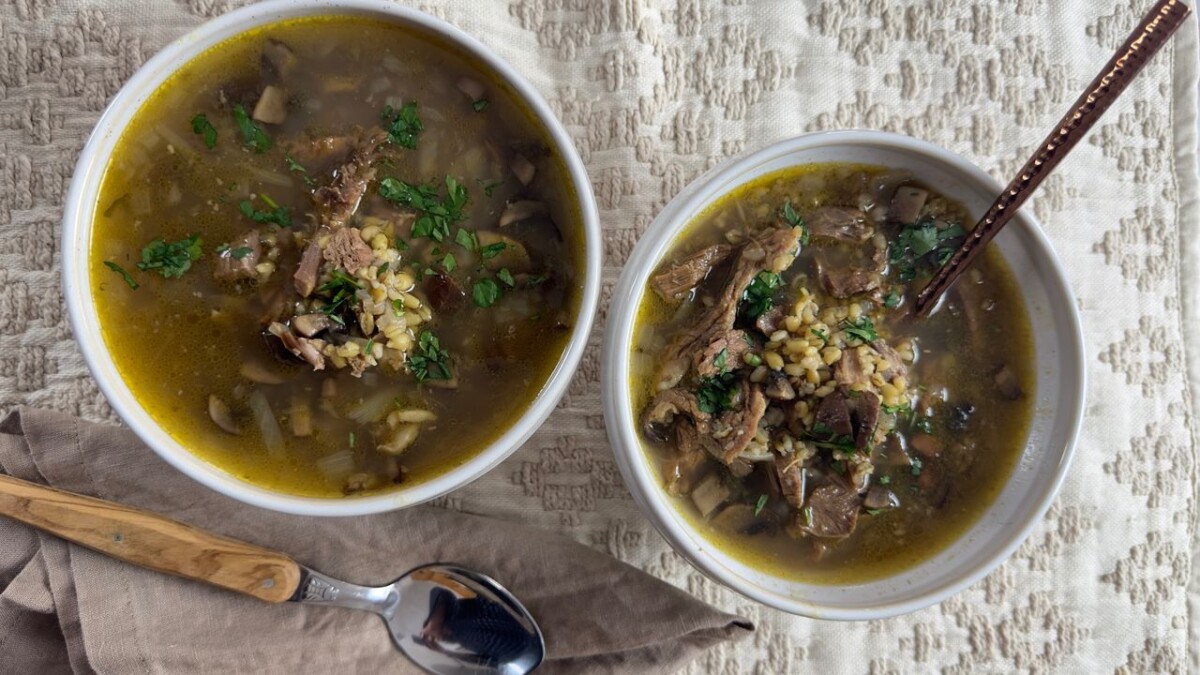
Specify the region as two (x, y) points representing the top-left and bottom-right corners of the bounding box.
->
(0, 473), (545, 675)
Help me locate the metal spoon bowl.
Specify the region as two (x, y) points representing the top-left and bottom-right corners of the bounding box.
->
(295, 563), (544, 675)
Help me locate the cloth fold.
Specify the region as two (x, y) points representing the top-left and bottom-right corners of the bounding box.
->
(0, 407), (752, 675)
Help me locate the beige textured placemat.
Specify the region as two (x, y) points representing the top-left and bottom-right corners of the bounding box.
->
(0, 1), (1196, 672)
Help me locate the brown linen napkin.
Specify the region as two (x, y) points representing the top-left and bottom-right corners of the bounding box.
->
(0, 408), (752, 674)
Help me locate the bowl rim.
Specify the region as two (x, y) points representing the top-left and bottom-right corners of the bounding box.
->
(61, 0), (602, 516)
(600, 129), (1086, 619)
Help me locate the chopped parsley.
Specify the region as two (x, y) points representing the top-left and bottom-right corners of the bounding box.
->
(866, 508), (884, 517)
(472, 98), (489, 112)
(810, 327), (830, 343)
(349, 431), (356, 449)
(914, 416), (934, 434)
(883, 289), (901, 309)
(881, 402), (912, 416)
(780, 199), (809, 246)
(315, 269), (362, 317)
(378, 176), (468, 243)
(713, 347), (729, 372)
(190, 113), (217, 149)
(910, 457), (924, 476)
(878, 475), (892, 485)
(103, 261), (139, 289)
(284, 156), (305, 173)
(455, 228), (478, 251)
(377, 262), (390, 277)
(696, 371), (737, 415)
(479, 242), (507, 259)
(137, 235), (202, 279)
(754, 494), (768, 516)
(381, 102), (424, 149)
(232, 104), (271, 153)
(841, 315), (878, 344)
(889, 219), (966, 280)
(496, 268), (515, 287)
(409, 331), (452, 382)
(441, 253), (457, 272)
(239, 194), (291, 228)
(363, 337), (375, 358)
(472, 278), (501, 307)
(741, 270), (783, 320)
(230, 246), (254, 260)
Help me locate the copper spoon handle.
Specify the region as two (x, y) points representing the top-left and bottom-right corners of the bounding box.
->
(914, 0), (1191, 316)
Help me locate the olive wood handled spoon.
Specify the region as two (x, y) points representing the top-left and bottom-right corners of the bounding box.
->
(914, 0), (1191, 316)
(0, 473), (545, 675)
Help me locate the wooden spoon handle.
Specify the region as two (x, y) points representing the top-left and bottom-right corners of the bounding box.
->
(0, 474), (301, 603)
(914, 0), (1192, 316)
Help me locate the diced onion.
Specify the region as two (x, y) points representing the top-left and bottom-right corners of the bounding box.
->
(248, 390), (285, 457)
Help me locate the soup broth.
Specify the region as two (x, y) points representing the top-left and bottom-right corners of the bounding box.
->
(631, 164), (1033, 583)
(91, 17), (583, 497)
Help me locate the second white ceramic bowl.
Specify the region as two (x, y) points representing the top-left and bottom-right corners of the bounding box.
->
(61, 0), (601, 516)
(601, 131), (1085, 619)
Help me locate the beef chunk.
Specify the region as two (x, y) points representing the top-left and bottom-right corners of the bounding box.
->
(267, 321), (325, 370)
(814, 387), (881, 452)
(800, 480), (861, 539)
(641, 388), (710, 442)
(425, 273), (465, 312)
(214, 230), (261, 282)
(710, 383), (768, 464)
(886, 185), (928, 225)
(323, 227), (374, 274)
(774, 455), (806, 510)
(755, 305), (784, 336)
(650, 243), (734, 304)
(807, 206), (871, 242)
(293, 239), (323, 297)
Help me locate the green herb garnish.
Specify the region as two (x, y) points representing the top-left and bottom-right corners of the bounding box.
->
(455, 228), (478, 251)
(741, 270), (783, 319)
(479, 242), (506, 259)
(497, 268), (515, 287)
(377, 262), (390, 277)
(137, 235), (202, 279)
(841, 316), (878, 344)
(232, 104), (271, 153)
(472, 98), (489, 112)
(713, 347), (729, 373)
(442, 253), (457, 273)
(754, 494), (768, 516)
(883, 290), (901, 308)
(381, 102), (424, 149)
(315, 269), (362, 316)
(780, 200), (809, 246)
(696, 371), (737, 415)
(910, 457), (924, 476)
(889, 219), (966, 280)
(239, 195), (291, 228)
(409, 330), (452, 382)
(103, 261), (139, 289)
(190, 113), (217, 149)
(378, 176), (467, 243)
(472, 278), (501, 307)
(230, 246), (254, 260)
(811, 327), (830, 343)
(477, 178), (503, 197)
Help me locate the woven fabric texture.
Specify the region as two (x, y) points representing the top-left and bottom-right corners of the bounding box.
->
(0, 1), (1196, 672)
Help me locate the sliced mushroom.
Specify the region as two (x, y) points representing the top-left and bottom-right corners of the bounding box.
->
(378, 423), (419, 455)
(252, 85), (288, 125)
(691, 473), (731, 519)
(476, 231), (532, 271)
(886, 185), (928, 225)
(498, 200), (547, 227)
(292, 313), (337, 338)
(208, 395), (240, 435)
(863, 485), (900, 510)
(763, 370), (796, 400)
(261, 39), (298, 83)
(510, 154), (536, 185)
(909, 433), (945, 459)
(290, 397), (313, 437)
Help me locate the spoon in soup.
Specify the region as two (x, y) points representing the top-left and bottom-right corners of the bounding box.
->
(0, 473), (545, 675)
(913, 0), (1191, 316)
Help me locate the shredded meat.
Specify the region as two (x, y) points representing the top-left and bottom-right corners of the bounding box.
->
(774, 455), (806, 510)
(814, 245), (885, 298)
(312, 127), (388, 229)
(650, 244), (734, 304)
(696, 329), (751, 378)
(642, 388), (711, 442)
(833, 349), (869, 389)
(294, 239), (323, 297)
(709, 383), (768, 464)
(656, 227), (803, 389)
(323, 227), (374, 274)
(800, 480), (861, 539)
(872, 340), (908, 381)
(213, 230), (261, 282)
(807, 206), (871, 242)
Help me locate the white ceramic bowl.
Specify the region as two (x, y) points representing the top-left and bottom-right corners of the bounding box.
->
(62, 0), (601, 516)
(601, 131), (1085, 619)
